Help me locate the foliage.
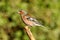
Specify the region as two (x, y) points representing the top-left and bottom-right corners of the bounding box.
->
(0, 0), (60, 40)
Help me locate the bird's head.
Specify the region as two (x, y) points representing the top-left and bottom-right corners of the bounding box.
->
(18, 10), (27, 15)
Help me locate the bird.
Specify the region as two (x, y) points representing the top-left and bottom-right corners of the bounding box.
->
(18, 10), (44, 27)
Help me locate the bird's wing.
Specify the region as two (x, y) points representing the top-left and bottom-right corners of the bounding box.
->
(26, 16), (40, 25)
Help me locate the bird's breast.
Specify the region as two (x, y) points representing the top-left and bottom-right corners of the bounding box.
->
(21, 16), (34, 26)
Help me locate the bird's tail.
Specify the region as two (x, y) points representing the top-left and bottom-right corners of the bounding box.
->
(37, 24), (45, 27)
(37, 24), (49, 31)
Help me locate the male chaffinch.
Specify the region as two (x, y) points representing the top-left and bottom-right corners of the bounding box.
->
(18, 10), (44, 27)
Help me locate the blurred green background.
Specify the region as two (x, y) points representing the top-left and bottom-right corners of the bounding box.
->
(0, 0), (60, 40)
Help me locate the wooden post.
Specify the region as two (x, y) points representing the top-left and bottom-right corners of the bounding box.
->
(24, 26), (35, 40)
